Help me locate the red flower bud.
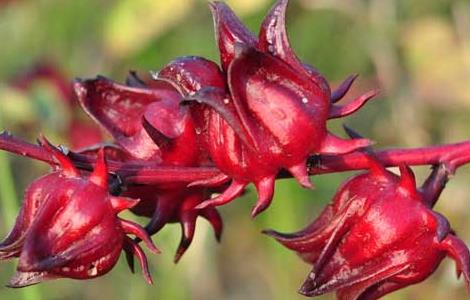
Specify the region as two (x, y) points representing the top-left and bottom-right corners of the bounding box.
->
(0, 137), (159, 287)
(266, 158), (470, 299)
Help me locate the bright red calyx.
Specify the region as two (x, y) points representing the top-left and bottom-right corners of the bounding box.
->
(155, 0), (376, 217)
(74, 71), (223, 262)
(266, 157), (470, 299)
(0, 0), (469, 298)
(0, 137), (159, 287)
(74, 74), (185, 161)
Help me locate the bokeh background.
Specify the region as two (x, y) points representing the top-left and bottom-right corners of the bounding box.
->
(0, 0), (469, 299)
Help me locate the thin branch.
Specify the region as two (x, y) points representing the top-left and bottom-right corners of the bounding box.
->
(1, 131), (470, 186)
(0, 131), (221, 185)
(310, 141), (470, 174)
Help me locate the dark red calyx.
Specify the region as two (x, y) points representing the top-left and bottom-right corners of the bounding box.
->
(209, 1), (257, 71)
(265, 159), (470, 299)
(1, 138), (159, 287)
(74, 75), (185, 161)
(212, 0), (378, 121)
(185, 0), (375, 216)
(189, 45), (369, 216)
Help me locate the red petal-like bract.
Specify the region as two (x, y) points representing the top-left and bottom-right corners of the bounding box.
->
(266, 158), (470, 299)
(209, 1), (257, 71)
(74, 76), (180, 161)
(0, 138), (158, 287)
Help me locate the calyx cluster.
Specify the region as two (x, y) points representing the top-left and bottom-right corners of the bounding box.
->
(0, 1), (469, 299)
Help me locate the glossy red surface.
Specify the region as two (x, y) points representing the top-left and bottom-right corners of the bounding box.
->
(266, 158), (470, 299)
(172, 0), (373, 216)
(0, 138), (158, 287)
(74, 70), (222, 262)
(0, 1), (469, 298)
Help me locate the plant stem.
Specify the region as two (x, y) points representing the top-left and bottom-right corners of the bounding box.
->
(1, 132), (470, 186)
(309, 140), (470, 174)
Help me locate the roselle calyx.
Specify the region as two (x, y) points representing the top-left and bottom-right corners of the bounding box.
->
(155, 0), (377, 217)
(74, 74), (187, 161)
(0, 137), (159, 287)
(266, 157), (470, 299)
(74, 72), (223, 262)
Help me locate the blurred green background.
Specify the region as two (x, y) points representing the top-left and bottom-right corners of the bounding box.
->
(0, 0), (469, 299)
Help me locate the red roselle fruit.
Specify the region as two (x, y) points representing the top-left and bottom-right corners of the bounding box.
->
(0, 137), (159, 287)
(265, 157), (470, 299)
(156, 0), (379, 217)
(74, 72), (223, 262)
(0, 0), (468, 298)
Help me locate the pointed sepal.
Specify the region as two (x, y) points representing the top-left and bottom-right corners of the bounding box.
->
(209, 1), (257, 70)
(124, 237), (153, 285)
(195, 180), (247, 210)
(329, 89), (379, 119)
(331, 74), (359, 103)
(120, 219), (160, 254)
(287, 161), (313, 189)
(201, 207), (223, 242)
(251, 176), (276, 218)
(38, 135), (78, 177)
(89, 148), (108, 188)
(174, 211), (197, 263)
(110, 196), (140, 212)
(398, 165), (417, 197)
(320, 133), (371, 155)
